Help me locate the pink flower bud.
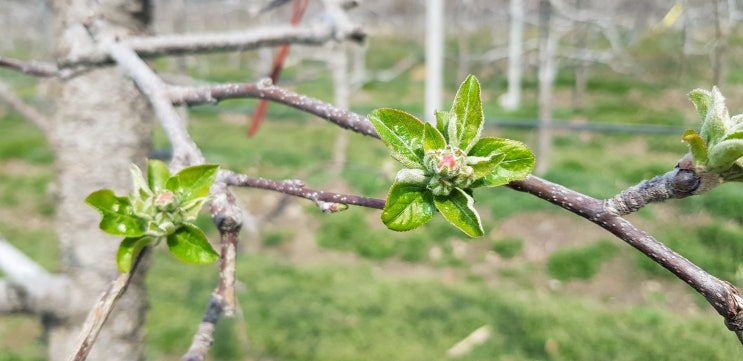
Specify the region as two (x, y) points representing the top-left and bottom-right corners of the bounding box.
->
(438, 154), (458, 171)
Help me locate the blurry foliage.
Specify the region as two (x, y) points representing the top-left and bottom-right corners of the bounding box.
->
(547, 239), (619, 281)
(491, 237), (524, 258)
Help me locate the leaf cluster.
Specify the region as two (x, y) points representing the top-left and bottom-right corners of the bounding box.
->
(86, 160), (219, 273)
(683, 88), (743, 181)
(368, 75), (534, 237)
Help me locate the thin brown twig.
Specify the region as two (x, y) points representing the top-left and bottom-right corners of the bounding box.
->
(0, 81), (50, 133)
(221, 170), (385, 209)
(181, 293), (224, 361)
(167, 79), (379, 138)
(0, 56), (62, 77)
(65, 249), (148, 361)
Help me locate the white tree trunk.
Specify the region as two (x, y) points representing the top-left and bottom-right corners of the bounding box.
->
(500, 0), (524, 111)
(425, 0), (444, 123)
(331, 42), (350, 174)
(47, 1), (152, 360)
(536, 0), (557, 176)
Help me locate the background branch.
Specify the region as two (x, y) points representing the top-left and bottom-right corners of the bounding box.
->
(58, 22), (364, 67)
(181, 294), (223, 361)
(0, 81), (50, 133)
(0, 236), (82, 316)
(0, 56), (65, 77)
(167, 79), (378, 138)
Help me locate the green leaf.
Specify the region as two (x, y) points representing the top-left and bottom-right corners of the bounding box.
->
(433, 188), (483, 237)
(179, 196), (212, 222)
(116, 236), (155, 273)
(165, 164), (219, 201)
(381, 182), (435, 231)
(147, 160), (170, 193)
(688, 88), (711, 123)
(166, 223), (219, 265)
(469, 137), (534, 187)
(368, 108), (426, 168)
(699, 87), (728, 146)
(448, 75), (483, 152)
(435, 111), (451, 143)
(727, 114), (743, 135)
(85, 189), (146, 237)
(423, 122), (446, 151)
(681, 129), (709, 165)
(129, 163), (153, 200)
(468, 153), (506, 180)
(724, 131), (743, 140)
(708, 138), (743, 171)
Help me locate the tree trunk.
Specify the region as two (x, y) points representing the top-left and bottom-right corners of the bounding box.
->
(48, 0), (152, 360)
(331, 43), (350, 175)
(424, 0), (444, 124)
(535, 0), (556, 176)
(500, 0), (524, 111)
(712, 0), (727, 86)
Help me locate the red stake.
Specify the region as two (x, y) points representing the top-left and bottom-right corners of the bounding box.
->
(247, 0), (310, 137)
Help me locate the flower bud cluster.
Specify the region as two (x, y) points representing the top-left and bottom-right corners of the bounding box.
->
(423, 145), (475, 196)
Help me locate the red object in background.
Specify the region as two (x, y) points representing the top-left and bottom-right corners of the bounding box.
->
(247, 0), (310, 137)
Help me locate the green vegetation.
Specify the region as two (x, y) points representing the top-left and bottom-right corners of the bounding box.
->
(547, 239), (619, 281)
(4, 28), (743, 361)
(491, 237), (524, 258)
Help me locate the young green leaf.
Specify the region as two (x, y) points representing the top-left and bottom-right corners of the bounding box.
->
(699, 87), (727, 146)
(468, 153), (506, 179)
(147, 160), (170, 193)
(85, 189), (145, 237)
(688, 88), (711, 123)
(166, 223), (219, 265)
(129, 163), (153, 200)
(435, 110), (451, 143)
(681, 129), (709, 165)
(116, 236), (155, 273)
(179, 196), (212, 222)
(448, 75), (483, 152)
(423, 122), (446, 151)
(368, 108), (426, 168)
(165, 164), (219, 201)
(469, 137), (534, 187)
(433, 188), (483, 237)
(708, 138), (743, 171)
(381, 182), (435, 231)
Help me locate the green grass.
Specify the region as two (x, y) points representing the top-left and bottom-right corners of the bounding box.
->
(491, 237), (524, 259)
(547, 239), (620, 281)
(142, 252), (743, 361)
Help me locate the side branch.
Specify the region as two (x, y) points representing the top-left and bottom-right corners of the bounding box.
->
(604, 167), (700, 215)
(106, 41), (204, 168)
(508, 175), (743, 342)
(209, 181), (243, 316)
(221, 170), (385, 210)
(0, 56), (64, 77)
(61, 23), (363, 67)
(181, 294), (224, 361)
(0, 81), (50, 133)
(167, 79), (379, 138)
(65, 250), (148, 361)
